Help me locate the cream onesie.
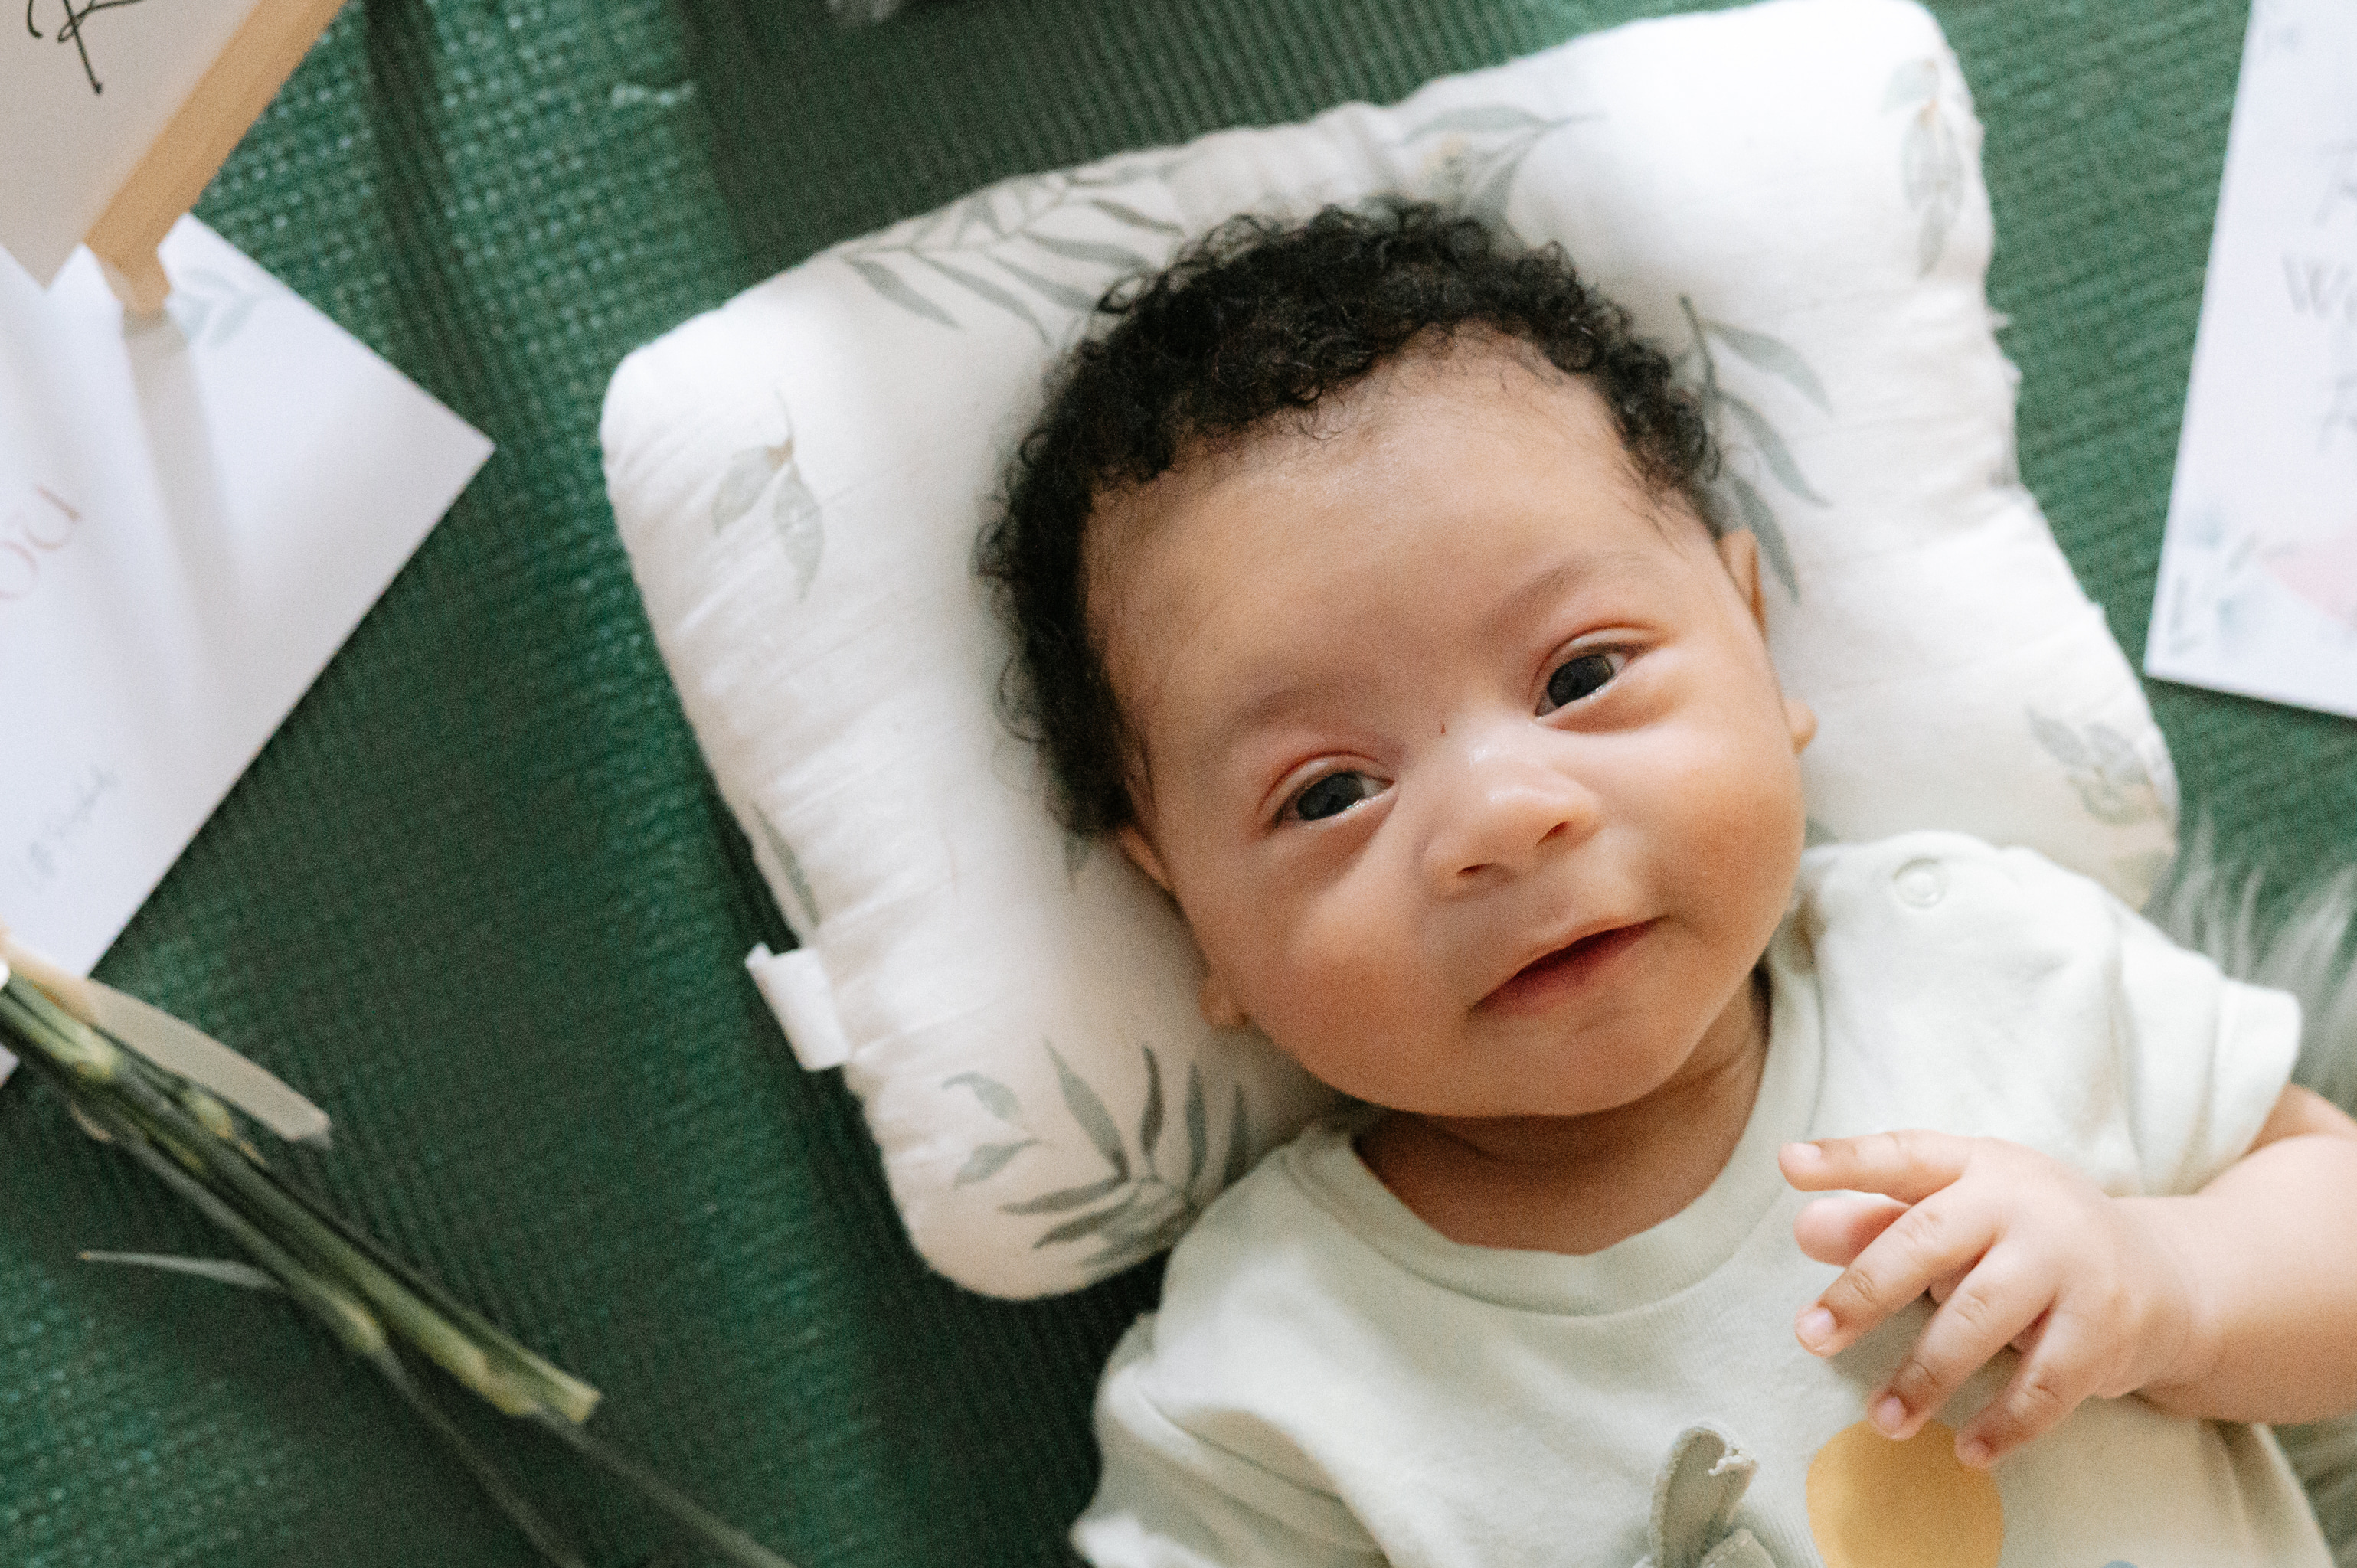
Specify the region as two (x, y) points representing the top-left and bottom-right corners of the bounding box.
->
(1074, 832), (2326, 1568)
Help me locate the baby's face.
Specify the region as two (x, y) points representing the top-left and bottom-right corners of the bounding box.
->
(1094, 338), (1814, 1123)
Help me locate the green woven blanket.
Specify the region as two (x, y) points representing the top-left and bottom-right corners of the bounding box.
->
(4, 2), (2346, 1565)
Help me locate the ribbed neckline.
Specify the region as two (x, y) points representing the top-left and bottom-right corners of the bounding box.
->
(1284, 921), (1823, 1317)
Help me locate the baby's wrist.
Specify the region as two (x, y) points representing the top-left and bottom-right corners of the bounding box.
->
(2117, 1194), (2222, 1399)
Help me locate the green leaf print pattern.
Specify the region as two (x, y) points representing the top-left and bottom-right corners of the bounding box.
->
(714, 399), (824, 599)
(1676, 298), (1831, 598)
(1884, 59), (1964, 275)
(2027, 710), (2168, 827)
(754, 808), (822, 932)
(946, 1043), (1256, 1272)
(838, 161), (1187, 336)
(1401, 104), (1597, 237)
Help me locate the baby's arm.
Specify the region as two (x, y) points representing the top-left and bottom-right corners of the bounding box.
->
(1780, 1088), (2357, 1468)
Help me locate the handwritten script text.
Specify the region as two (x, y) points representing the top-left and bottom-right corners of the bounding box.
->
(25, 0), (155, 96)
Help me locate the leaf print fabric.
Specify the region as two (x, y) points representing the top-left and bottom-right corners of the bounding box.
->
(601, 0), (2179, 1298)
(1885, 59), (1964, 273)
(714, 403), (825, 599)
(1675, 299), (1832, 598)
(837, 167), (1185, 336)
(950, 1044), (1254, 1275)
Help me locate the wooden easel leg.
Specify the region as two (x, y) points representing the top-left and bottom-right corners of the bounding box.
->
(94, 246), (172, 318)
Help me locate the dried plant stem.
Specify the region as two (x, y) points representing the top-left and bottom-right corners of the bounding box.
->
(0, 970), (800, 1568)
(532, 1409), (800, 1568)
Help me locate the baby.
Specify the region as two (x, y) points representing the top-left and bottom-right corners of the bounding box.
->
(979, 204), (2357, 1567)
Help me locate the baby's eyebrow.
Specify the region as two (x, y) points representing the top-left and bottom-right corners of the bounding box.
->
(1487, 544), (1668, 631)
(1199, 675), (1337, 769)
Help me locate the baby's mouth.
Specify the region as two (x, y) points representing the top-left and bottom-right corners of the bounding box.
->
(1480, 922), (1653, 1014)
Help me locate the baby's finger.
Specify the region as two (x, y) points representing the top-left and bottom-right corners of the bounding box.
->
(1953, 1311), (2099, 1466)
(1793, 1193), (1910, 1266)
(1870, 1254), (2053, 1443)
(1796, 1189), (1998, 1357)
(1781, 1131), (1976, 1203)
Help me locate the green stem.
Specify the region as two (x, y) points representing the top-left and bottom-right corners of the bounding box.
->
(368, 1349), (589, 1568)
(531, 1410), (801, 1568)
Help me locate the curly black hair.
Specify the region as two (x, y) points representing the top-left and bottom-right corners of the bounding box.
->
(976, 201), (1717, 838)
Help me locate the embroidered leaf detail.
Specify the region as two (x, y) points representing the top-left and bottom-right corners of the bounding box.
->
(1085, 196), (1185, 236)
(773, 466), (824, 598)
(953, 1140), (1039, 1187)
(1001, 1173), (1128, 1216)
(1221, 1084), (1254, 1189)
(1137, 1045), (1165, 1165)
(1723, 474), (1800, 599)
(1405, 104), (1556, 138)
(944, 1072), (1022, 1123)
(714, 446), (782, 532)
(914, 253), (1048, 341)
(1049, 1044), (1131, 1181)
(1718, 394), (1830, 507)
(78, 1251), (282, 1292)
(1183, 1060), (1209, 1192)
(1703, 321), (1832, 412)
(846, 254), (960, 328)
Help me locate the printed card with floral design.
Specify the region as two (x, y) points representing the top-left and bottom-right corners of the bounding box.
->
(2149, 0), (2357, 720)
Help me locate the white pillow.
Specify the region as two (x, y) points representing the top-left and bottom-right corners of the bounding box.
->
(599, 0), (2178, 1300)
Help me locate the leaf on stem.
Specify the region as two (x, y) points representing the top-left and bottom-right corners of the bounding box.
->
(1024, 230), (1152, 274)
(999, 1173), (1127, 1217)
(77, 1251), (282, 1292)
(1702, 320), (1832, 411)
(1137, 1046), (1165, 1167)
(912, 253), (1048, 341)
(844, 256), (959, 329)
(1049, 1044), (1131, 1181)
(1718, 394), (1829, 507)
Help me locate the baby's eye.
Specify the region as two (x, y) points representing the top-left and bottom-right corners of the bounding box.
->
(1288, 770), (1384, 823)
(1539, 650), (1626, 714)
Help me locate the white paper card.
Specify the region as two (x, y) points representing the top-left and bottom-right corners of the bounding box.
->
(2, 0), (258, 286)
(0, 218), (491, 1085)
(2147, 0), (2357, 719)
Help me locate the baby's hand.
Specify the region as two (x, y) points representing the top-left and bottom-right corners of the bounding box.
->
(1780, 1131), (2200, 1468)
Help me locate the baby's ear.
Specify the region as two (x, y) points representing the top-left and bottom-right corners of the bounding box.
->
(1114, 824), (1173, 893)
(1715, 529), (1767, 633)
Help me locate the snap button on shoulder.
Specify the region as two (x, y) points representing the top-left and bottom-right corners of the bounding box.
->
(1894, 859), (1947, 909)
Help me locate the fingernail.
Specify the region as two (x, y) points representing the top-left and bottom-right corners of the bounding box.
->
(1797, 1308), (1836, 1351)
(1783, 1141), (1823, 1165)
(1957, 1435), (1992, 1468)
(1872, 1395), (1907, 1437)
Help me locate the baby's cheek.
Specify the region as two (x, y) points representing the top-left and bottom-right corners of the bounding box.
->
(1250, 903), (1424, 1088)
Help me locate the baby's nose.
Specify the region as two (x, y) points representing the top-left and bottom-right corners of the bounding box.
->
(1420, 740), (1600, 894)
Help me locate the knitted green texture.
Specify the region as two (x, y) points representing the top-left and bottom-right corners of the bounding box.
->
(2, 2), (2344, 1566)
